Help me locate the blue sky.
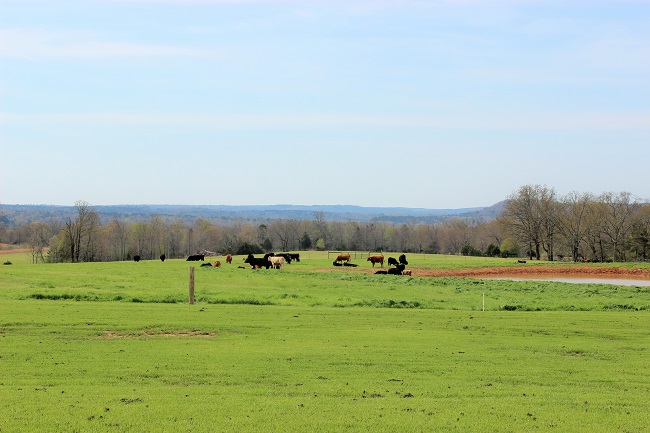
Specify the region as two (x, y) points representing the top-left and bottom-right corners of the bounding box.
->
(1, 0), (649, 209)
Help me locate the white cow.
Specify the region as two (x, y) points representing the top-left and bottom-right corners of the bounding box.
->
(269, 256), (285, 269)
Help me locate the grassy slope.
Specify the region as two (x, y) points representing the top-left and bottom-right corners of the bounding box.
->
(1, 253), (650, 432)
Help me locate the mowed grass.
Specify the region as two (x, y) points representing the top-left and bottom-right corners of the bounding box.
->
(1, 253), (650, 432)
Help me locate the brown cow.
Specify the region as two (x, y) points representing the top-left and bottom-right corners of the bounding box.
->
(334, 253), (351, 263)
(213, 261), (221, 267)
(367, 255), (384, 267)
(402, 270), (412, 276)
(225, 254), (233, 264)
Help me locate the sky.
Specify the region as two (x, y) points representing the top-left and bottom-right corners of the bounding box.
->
(1, 0), (649, 209)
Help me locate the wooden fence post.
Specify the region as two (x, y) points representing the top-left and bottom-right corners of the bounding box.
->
(189, 266), (195, 305)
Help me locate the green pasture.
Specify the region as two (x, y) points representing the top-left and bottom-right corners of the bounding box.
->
(1, 253), (650, 432)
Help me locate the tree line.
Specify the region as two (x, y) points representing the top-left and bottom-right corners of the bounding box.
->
(1, 186), (648, 264)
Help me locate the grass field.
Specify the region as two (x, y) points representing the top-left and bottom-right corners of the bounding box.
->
(1, 252), (649, 432)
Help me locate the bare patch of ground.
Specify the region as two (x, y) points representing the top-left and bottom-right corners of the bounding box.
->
(100, 330), (217, 339)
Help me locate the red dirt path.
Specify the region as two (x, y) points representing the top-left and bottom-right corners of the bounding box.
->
(411, 265), (650, 279)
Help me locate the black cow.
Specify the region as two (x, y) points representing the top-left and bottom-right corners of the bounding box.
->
(245, 254), (271, 269)
(343, 262), (358, 267)
(387, 257), (399, 267)
(398, 254), (408, 265)
(160, 254), (166, 262)
(290, 253), (300, 262)
(387, 264), (406, 275)
(133, 255), (141, 262)
(186, 254), (205, 261)
(375, 270), (388, 274)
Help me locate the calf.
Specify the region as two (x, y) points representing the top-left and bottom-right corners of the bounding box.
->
(225, 254), (233, 264)
(402, 270), (412, 276)
(133, 255), (141, 262)
(398, 254), (408, 265)
(387, 257), (399, 267)
(186, 254), (205, 261)
(160, 254), (166, 262)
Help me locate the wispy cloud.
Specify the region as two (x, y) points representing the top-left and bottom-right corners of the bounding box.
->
(0, 29), (209, 60)
(2, 111), (649, 132)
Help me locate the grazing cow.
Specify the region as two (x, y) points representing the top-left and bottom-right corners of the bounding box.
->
(133, 255), (141, 262)
(213, 261), (221, 267)
(160, 254), (166, 262)
(269, 256), (285, 269)
(387, 257), (399, 267)
(402, 270), (412, 276)
(244, 255), (271, 269)
(367, 255), (384, 267)
(398, 254), (408, 265)
(387, 264), (406, 275)
(334, 253), (351, 263)
(186, 254), (205, 261)
(343, 262), (358, 267)
(225, 254), (233, 264)
(289, 253), (300, 262)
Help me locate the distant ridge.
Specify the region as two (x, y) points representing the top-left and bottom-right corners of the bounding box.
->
(0, 203), (496, 225)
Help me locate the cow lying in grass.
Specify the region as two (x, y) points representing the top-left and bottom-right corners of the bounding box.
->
(387, 264), (406, 275)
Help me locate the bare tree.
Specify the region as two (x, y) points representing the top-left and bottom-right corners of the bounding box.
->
(62, 201), (99, 262)
(503, 185), (546, 260)
(557, 192), (593, 262)
(600, 191), (641, 261)
(631, 204), (650, 260)
(539, 187), (559, 261)
(27, 222), (51, 264)
(105, 219), (129, 261)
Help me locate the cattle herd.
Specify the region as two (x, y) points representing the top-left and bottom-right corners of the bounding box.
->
(135, 250), (413, 275)
(332, 253), (412, 276)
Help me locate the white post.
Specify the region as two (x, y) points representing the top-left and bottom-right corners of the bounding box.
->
(482, 293), (485, 312)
